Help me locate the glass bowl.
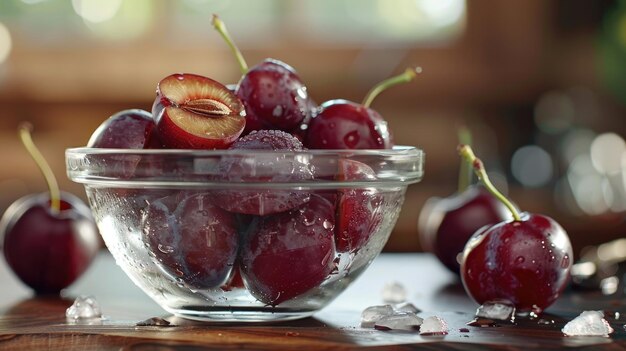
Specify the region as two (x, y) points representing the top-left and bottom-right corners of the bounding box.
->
(66, 146), (424, 322)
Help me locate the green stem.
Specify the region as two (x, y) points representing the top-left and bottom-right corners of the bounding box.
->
(211, 14), (249, 75)
(19, 122), (61, 213)
(362, 67), (422, 108)
(458, 144), (521, 221)
(457, 126), (473, 193)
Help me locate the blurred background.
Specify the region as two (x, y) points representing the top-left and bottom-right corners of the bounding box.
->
(0, 0), (625, 255)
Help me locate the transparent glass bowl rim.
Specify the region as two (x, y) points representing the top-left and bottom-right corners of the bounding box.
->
(66, 145), (424, 189)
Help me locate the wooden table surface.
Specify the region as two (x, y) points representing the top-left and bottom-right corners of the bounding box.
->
(0, 251), (625, 350)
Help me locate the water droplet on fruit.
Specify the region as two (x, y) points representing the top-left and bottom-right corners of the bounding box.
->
(322, 220), (334, 230)
(175, 74), (184, 81)
(158, 244), (174, 254)
(515, 256), (525, 264)
(272, 105), (283, 117)
(561, 255), (570, 268)
(297, 87), (307, 99)
(344, 131), (359, 148)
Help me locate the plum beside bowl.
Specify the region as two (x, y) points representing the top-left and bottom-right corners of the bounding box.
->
(65, 146), (424, 322)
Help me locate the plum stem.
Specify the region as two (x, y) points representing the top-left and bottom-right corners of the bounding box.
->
(362, 67), (422, 108)
(211, 14), (249, 75)
(457, 126), (473, 193)
(458, 144), (521, 221)
(18, 122), (61, 213)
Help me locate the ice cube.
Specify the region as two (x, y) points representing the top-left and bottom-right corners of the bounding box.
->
(562, 311), (614, 337)
(420, 316), (449, 335)
(381, 281), (407, 303)
(361, 305), (394, 328)
(374, 312), (423, 331)
(393, 302), (421, 314)
(475, 300), (516, 321)
(66, 295), (102, 320)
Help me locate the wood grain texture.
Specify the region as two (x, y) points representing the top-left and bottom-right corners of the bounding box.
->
(0, 253), (625, 350)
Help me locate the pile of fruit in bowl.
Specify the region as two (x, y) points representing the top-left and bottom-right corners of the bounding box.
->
(65, 16), (424, 322)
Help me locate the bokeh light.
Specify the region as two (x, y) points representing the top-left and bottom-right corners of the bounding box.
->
(534, 90), (574, 135)
(79, 0), (153, 40)
(0, 22), (12, 65)
(511, 145), (553, 188)
(72, 0), (122, 24)
(560, 128), (596, 165)
(590, 132), (626, 175)
(415, 0), (465, 27)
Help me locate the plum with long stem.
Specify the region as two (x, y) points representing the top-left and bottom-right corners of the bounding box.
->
(212, 15), (313, 135)
(418, 128), (510, 274)
(458, 145), (572, 314)
(304, 68), (421, 149)
(0, 123), (100, 294)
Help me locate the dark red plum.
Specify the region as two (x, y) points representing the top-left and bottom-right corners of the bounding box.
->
(142, 192), (238, 288)
(335, 159), (384, 253)
(1, 192), (100, 294)
(305, 100), (392, 149)
(88, 109), (161, 149)
(241, 195), (336, 305)
(211, 16), (313, 135)
(461, 213), (573, 313)
(87, 109), (162, 179)
(303, 68), (420, 150)
(457, 145), (573, 314)
(418, 186), (510, 274)
(237, 59), (311, 134)
(213, 130), (313, 215)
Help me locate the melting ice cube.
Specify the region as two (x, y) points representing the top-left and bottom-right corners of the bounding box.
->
(361, 305), (394, 328)
(562, 311), (614, 337)
(420, 316), (449, 335)
(66, 295), (102, 321)
(381, 281), (407, 303)
(374, 312), (423, 331)
(394, 302), (421, 314)
(476, 300), (516, 321)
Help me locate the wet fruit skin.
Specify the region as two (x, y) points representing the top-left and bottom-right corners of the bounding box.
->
(461, 213), (573, 313)
(418, 186), (511, 274)
(241, 195), (336, 305)
(152, 73), (246, 149)
(304, 99), (393, 150)
(335, 159), (384, 253)
(88, 109), (163, 179)
(237, 59), (310, 134)
(87, 109), (162, 149)
(213, 130), (313, 215)
(142, 192), (238, 289)
(0, 192), (100, 294)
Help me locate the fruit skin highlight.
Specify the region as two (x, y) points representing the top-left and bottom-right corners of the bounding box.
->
(458, 145), (573, 314)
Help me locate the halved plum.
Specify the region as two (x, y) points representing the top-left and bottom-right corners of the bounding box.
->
(153, 73), (246, 149)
